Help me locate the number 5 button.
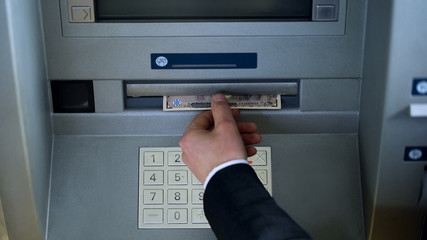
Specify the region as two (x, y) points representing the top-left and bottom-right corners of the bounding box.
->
(168, 170), (188, 185)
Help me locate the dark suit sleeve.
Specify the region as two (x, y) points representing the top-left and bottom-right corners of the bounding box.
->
(203, 163), (312, 240)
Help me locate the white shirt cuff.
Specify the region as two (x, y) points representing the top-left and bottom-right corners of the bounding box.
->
(203, 159), (249, 189)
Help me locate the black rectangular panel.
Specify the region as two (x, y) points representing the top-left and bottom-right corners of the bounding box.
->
(404, 147), (427, 161)
(151, 53), (257, 69)
(51, 81), (95, 113)
(412, 79), (427, 96)
(96, 0), (312, 21)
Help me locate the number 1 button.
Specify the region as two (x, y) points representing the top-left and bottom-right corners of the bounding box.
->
(144, 152), (164, 166)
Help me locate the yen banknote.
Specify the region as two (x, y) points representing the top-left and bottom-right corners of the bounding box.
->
(163, 95), (281, 111)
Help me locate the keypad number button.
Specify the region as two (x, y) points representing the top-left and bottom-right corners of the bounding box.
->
(168, 151), (185, 166)
(168, 170), (188, 185)
(144, 152), (164, 166)
(192, 189), (204, 205)
(168, 209), (188, 224)
(144, 170), (164, 185)
(168, 189), (188, 205)
(143, 189), (164, 205)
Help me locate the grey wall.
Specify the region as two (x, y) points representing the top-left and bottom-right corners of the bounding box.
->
(0, 0), (51, 239)
(360, 0), (427, 239)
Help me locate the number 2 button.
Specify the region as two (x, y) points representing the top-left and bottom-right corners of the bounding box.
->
(168, 151), (185, 166)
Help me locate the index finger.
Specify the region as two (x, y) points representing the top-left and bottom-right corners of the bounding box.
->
(184, 110), (214, 133)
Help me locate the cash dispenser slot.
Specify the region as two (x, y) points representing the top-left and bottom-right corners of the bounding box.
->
(125, 81), (299, 109)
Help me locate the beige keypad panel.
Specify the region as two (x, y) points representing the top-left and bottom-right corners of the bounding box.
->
(138, 147), (272, 229)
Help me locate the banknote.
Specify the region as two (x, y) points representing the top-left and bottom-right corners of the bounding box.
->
(163, 95), (281, 111)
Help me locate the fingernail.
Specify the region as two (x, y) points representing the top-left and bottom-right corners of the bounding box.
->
(213, 94), (226, 102)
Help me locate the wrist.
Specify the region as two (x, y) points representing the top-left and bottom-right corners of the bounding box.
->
(203, 159), (249, 189)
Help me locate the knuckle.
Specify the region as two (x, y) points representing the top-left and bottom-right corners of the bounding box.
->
(216, 120), (236, 131)
(179, 136), (188, 149)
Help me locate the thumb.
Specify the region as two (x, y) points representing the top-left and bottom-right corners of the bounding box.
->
(211, 94), (235, 127)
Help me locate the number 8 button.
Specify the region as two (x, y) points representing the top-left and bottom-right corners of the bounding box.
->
(168, 189), (188, 204)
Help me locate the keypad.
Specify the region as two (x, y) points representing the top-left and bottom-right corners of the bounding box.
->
(138, 147), (272, 229)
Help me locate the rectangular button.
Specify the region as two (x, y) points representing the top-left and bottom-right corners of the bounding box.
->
(143, 189), (164, 205)
(192, 174), (202, 185)
(144, 170), (164, 185)
(168, 151), (186, 166)
(168, 209), (188, 224)
(143, 209), (163, 224)
(168, 170), (188, 185)
(255, 170), (268, 185)
(192, 189), (204, 205)
(192, 208), (208, 224)
(248, 150), (267, 165)
(410, 104), (427, 117)
(144, 151), (164, 166)
(168, 189), (188, 205)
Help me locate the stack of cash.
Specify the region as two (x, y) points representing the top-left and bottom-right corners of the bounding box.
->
(163, 95), (281, 111)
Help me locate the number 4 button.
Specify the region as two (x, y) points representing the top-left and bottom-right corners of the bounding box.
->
(144, 170), (164, 185)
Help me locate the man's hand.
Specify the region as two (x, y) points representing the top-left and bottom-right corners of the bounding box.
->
(179, 94), (261, 184)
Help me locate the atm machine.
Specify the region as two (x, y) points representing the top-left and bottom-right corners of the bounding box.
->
(1, 0), (427, 239)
